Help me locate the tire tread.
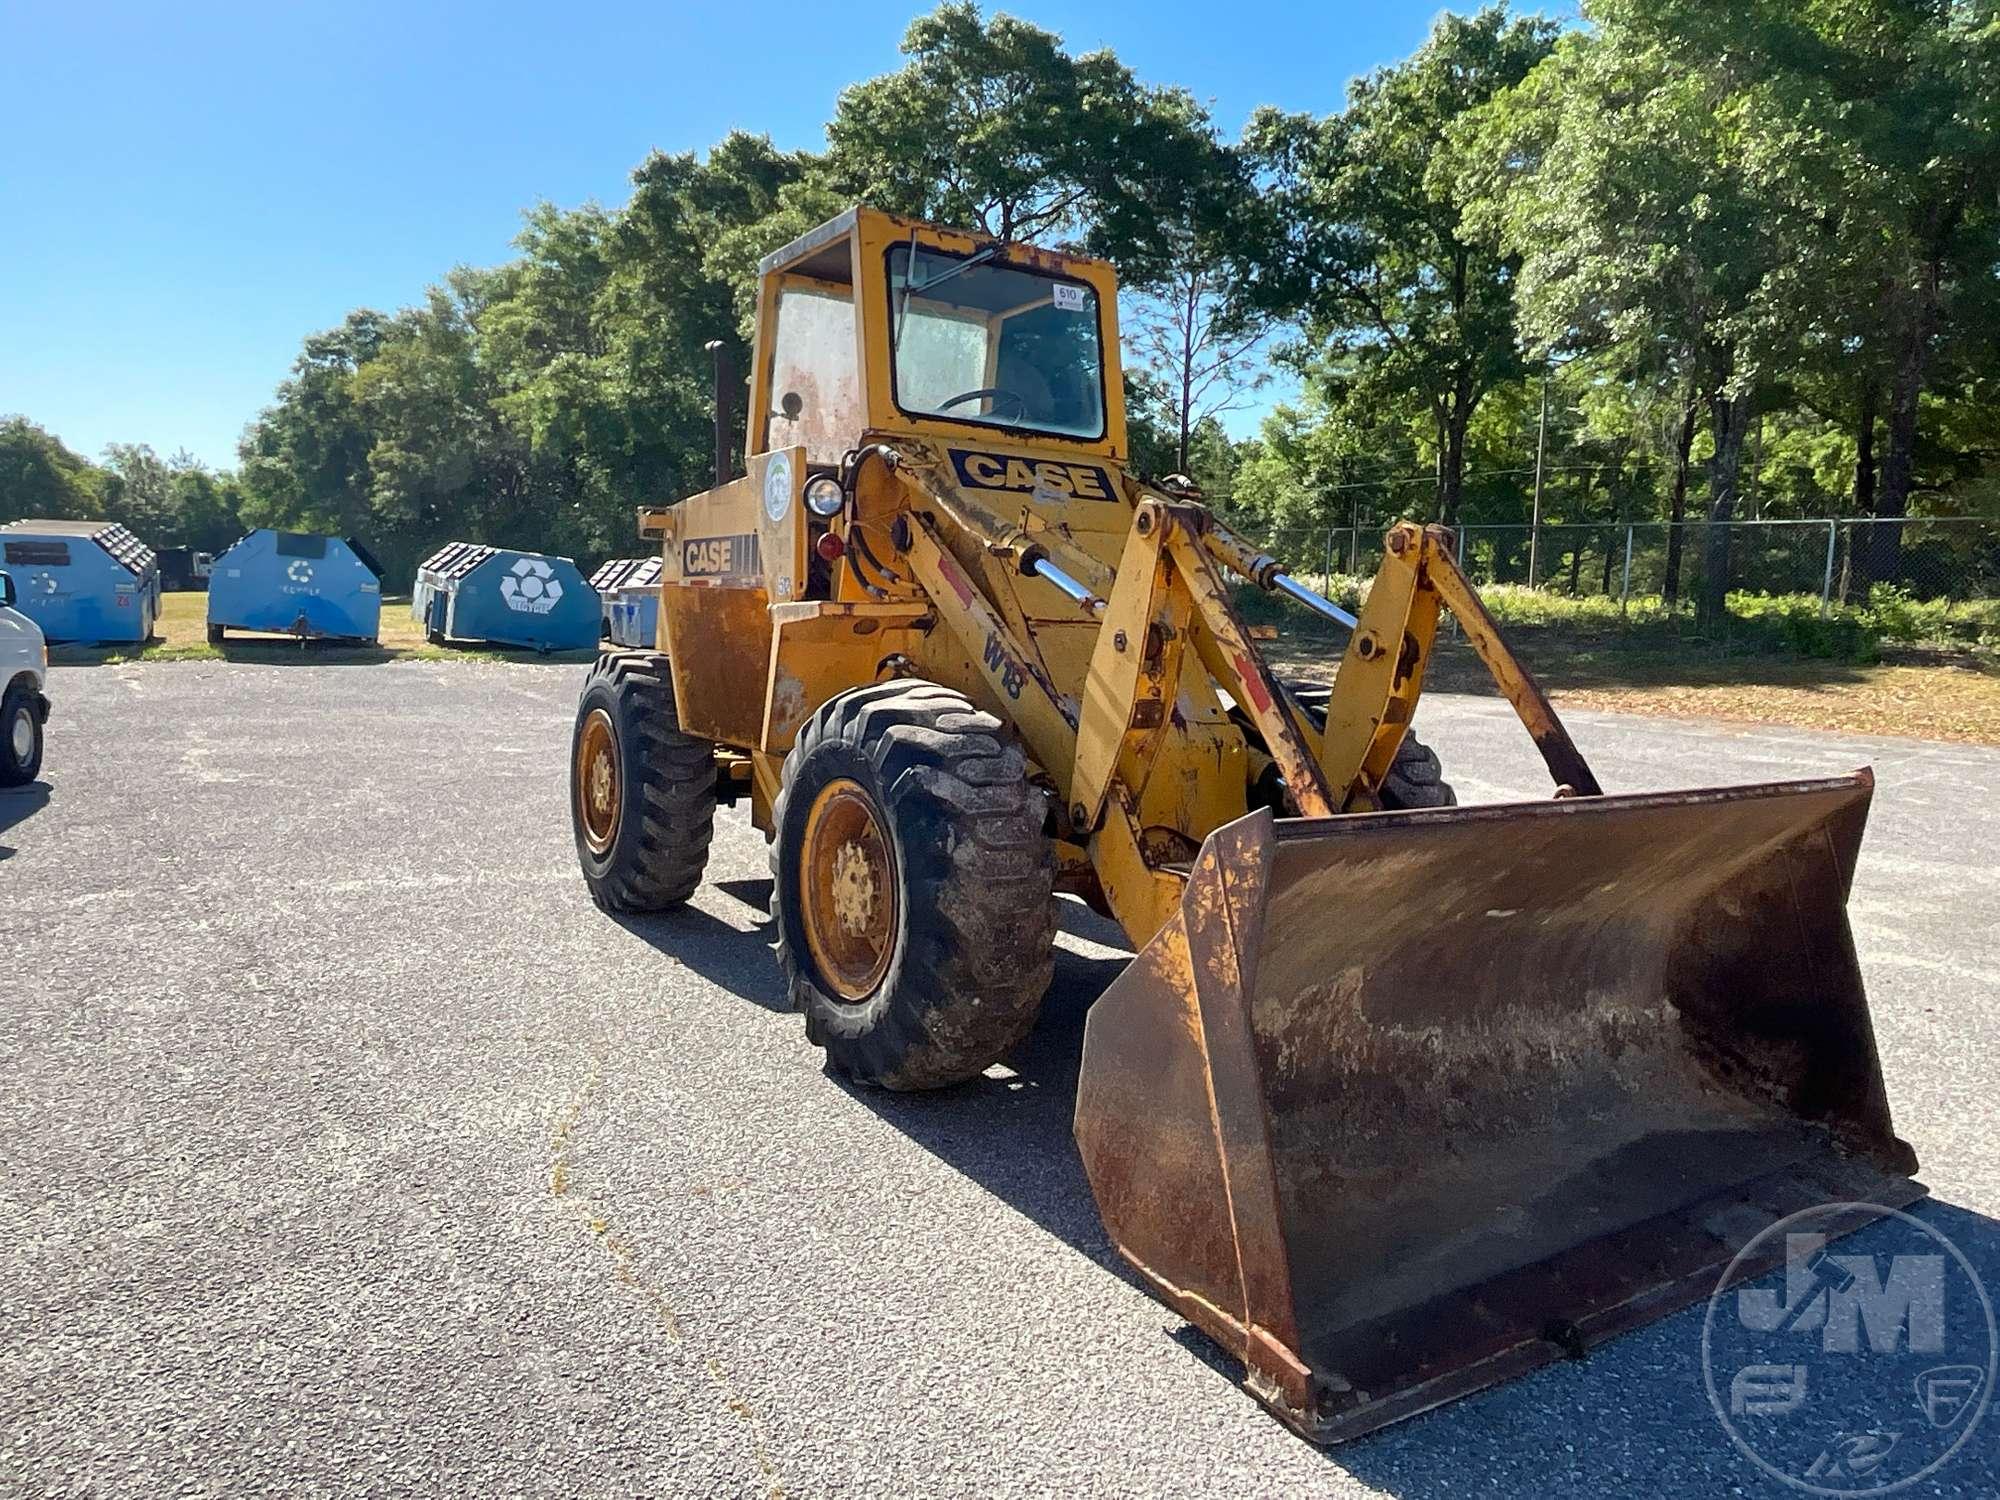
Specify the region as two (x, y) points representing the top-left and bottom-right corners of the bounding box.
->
(772, 681), (1056, 1090)
(573, 650), (716, 912)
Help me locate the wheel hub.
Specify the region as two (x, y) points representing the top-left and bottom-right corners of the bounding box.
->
(830, 841), (877, 936)
(799, 779), (897, 1002)
(10, 707), (30, 763)
(576, 708), (620, 854)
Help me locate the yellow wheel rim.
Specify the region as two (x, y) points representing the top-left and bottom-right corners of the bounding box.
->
(577, 708), (621, 855)
(799, 778), (898, 1002)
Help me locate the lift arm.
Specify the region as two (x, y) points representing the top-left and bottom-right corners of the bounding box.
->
(1284, 524), (1602, 802)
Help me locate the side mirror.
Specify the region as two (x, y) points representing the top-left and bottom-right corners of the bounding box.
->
(0, 571), (14, 608)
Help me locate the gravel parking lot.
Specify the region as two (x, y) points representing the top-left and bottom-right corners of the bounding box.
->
(5, 660), (1997, 1497)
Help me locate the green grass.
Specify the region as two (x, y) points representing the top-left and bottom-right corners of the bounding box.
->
(50, 591), (598, 667)
(1254, 573), (2000, 745)
(1240, 575), (2000, 664)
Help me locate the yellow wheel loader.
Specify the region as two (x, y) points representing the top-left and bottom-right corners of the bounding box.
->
(568, 207), (1920, 1442)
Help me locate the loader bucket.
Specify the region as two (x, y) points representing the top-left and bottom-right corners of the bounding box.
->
(1074, 772), (1922, 1443)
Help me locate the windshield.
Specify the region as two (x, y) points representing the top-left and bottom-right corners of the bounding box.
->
(888, 244), (1106, 440)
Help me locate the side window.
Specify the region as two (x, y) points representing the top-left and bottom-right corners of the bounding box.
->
(766, 284), (860, 464)
(4, 541), (70, 566)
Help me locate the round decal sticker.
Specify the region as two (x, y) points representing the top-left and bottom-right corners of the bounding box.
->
(763, 451), (795, 523)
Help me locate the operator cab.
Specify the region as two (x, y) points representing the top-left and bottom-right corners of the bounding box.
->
(751, 206), (1124, 467)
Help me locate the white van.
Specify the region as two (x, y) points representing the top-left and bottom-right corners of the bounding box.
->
(0, 568), (50, 784)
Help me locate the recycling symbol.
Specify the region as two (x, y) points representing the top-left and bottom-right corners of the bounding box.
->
(28, 571), (58, 595)
(286, 559), (314, 585)
(500, 556), (562, 615)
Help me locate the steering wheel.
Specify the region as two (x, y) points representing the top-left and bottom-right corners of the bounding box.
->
(937, 387), (1027, 421)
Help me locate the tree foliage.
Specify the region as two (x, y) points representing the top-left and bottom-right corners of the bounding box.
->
(825, 2), (1225, 280)
(1, 418), (119, 524)
(1243, 7), (1558, 525)
(7, 2), (1997, 617)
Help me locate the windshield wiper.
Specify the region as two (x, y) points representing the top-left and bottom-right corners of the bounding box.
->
(893, 240), (1003, 356)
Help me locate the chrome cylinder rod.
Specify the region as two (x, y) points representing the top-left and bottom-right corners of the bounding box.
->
(1271, 571), (1359, 630)
(1028, 556), (1107, 615)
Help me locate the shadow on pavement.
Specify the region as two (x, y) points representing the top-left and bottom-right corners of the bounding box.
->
(620, 881), (1131, 1258)
(830, 902), (1134, 1267)
(218, 641), (405, 666)
(0, 780), (51, 857)
(607, 873), (2000, 1495)
(609, 877), (789, 1014)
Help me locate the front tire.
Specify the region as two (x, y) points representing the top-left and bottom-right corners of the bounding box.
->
(772, 681), (1056, 1090)
(2, 685), (44, 785)
(1284, 683), (1456, 809)
(570, 650), (716, 912)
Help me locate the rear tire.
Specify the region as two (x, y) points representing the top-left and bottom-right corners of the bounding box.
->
(772, 681), (1056, 1090)
(1379, 731), (1453, 809)
(571, 650), (716, 912)
(1279, 684), (1456, 810)
(1, 685), (43, 786)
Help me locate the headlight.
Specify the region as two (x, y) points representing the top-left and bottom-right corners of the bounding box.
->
(804, 475), (845, 518)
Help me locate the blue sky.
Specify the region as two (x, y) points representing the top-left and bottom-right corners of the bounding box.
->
(1, 2), (1544, 470)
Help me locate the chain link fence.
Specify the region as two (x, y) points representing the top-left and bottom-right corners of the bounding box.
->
(1236, 516), (2000, 617)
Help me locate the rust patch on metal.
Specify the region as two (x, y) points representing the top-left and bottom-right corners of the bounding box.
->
(1075, 772), (1920, 1444)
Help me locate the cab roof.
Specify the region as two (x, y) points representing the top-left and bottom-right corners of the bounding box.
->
(756, 205), (1112, 283)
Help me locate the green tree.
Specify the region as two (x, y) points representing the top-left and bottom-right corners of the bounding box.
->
(825, 3), (1224, 280)
(236, 133), (810, 581)
(1124, 186), (1273, 477)
(164, 465), (249, 554)
(101, 443), (178, 539)
(0, 418), (117, 523)
(101, 443), (249, 551)
(238, 310), (392, 541)
(1467, 11), (1785, 626)
(1243, 6), (1556, 526)
(1673, 0), (2000, 583)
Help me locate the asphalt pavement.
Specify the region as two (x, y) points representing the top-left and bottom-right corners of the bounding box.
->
(4, 660), (1996, 1497)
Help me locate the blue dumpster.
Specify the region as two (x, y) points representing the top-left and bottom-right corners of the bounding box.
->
(588, 556), (661, 648)
(206, 530), (383, 643)
(412, 543), (599, 651)
(0, 519), (160, 644)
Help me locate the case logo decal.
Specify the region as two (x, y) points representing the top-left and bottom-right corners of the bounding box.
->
(949, 449), (1115, 502)
(682, 533), (762, 581)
